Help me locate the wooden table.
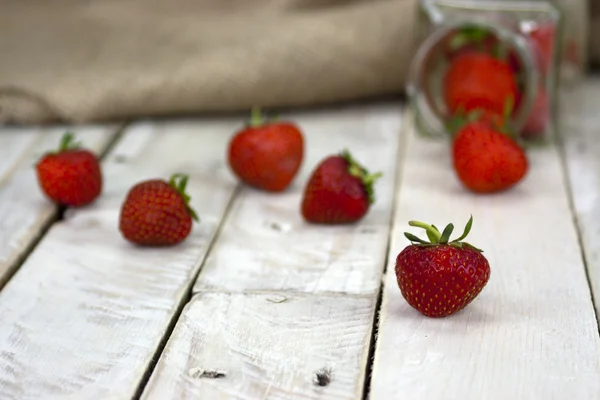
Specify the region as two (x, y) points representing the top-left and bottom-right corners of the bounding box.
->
(0, 76), (599, 400)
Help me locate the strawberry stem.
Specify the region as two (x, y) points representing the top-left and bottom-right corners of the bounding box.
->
(404, 215), (483, 252)
(247, 107), (278, 128)
(168, 173), (199, 222)
(249, 107), (263, 127)
(408, 221), (441, 243)
(58, 132), (81, 152)
(341, 149), (382, 204)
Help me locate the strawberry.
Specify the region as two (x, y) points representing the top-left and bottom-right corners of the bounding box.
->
(444, 52), (518, 117)
(452, 120), (528, 193)
(522, 85), (550, 137)
(396, 215), (490, 317)
(564, 38), (580, 67)
(35, 132), (102, 207)
(119, 173), (199, 246)
(526, 21), (556, 75)
(301, 150), (381, 224)
(228, 107), (304, 192)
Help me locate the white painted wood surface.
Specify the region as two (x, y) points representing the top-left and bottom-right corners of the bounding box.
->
(143, 104), (405, 400)
(560, 76), (600, 318)
(142, 292), (377, 400)
(194, 104), (404, 296)
(0, 91), (599, 400)
(0, 125), (118, 287)
(369, 116), (600, 399)
(0, 119), (241, 399)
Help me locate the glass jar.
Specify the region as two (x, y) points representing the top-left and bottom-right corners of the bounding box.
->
(550, 0), (588, 84)
(408, 0), (563, 144)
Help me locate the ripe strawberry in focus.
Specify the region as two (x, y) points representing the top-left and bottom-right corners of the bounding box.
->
(228, 107), (304, 192)
(396, 215), (491, 318)
(119, 173), (199, 246)
(452, 120), (528, 193)
(301, 150), (381, 224)
(35, 132), (102, 207)
(444, 52), (518, 117)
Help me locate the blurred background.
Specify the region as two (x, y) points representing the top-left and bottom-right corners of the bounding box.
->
(1, 0), (598, 125)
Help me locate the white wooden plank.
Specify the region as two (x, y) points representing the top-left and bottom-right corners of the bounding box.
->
(560, 76), (600, 319)
(142, 291), (377, 400)
(369, 115), (600, 399)
(0, 125), (119, 287)
(194, 104), (404, 296)
(0, 118), (240, 400)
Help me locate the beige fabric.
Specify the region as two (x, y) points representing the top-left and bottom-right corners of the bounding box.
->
(590, 0), (600, 66)
(0, 0), (414, 124)
(2, 0), (599, 125)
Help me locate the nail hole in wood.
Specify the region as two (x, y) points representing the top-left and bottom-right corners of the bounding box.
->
(313, 367), (331, 386)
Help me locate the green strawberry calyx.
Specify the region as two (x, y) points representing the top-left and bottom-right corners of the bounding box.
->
(247, 106), (279, 128)
(445, 96), (517, 140)
(53, 131), (82, 153)
(341, 149), (382, 204)
(447, 26), (492, 53)
(403, 214), (483, 252)
(168, 173), (199, 222)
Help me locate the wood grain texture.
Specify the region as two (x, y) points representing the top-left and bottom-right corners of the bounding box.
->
(142, 292), (377, 400)
(194, 104), (404, 296)
(369, 116), (600, 399)
(560, 77), (600, 319)
(0, 118), (241, 399)
(0, 125), (118, 288)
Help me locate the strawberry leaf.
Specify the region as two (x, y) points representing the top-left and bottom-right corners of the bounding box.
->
(462, 242), (484, 252)
(426, 229), (439, 244)
(169, 173), (199, 222)
(404, 232), (428, 244)
(405, 216), (483, 252)
(452, 214), (473, 242)
(341, 149), (382, 204)
(439, 223), (455, 244)
(448, 26), (491, 53)
(58, 132), (81, 152)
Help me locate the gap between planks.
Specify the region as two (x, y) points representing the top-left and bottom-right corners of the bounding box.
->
(556, 78), (600, 330)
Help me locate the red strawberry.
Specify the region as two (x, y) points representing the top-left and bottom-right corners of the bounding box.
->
(35, 132), (102, 207)
(444, 52), (518, 117)
(396, 215), (491, 317)
(119, 173), (198, 246)
(522, 86), (550, 137)
(452, 120), (528, 193)
(564, 38), (580, 66)
(527, 22), (556, 75)
(301, 150), (381, 224)
(228, 107), (304, 192)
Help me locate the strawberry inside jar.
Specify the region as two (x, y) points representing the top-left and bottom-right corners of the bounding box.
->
(408, 1), (562, 145)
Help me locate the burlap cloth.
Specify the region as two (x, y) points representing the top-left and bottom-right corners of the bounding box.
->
(0, 0), (598, 125)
